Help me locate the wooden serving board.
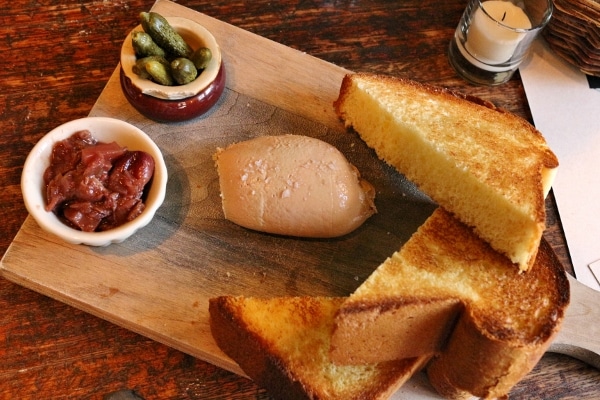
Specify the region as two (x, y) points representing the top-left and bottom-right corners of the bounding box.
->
(0, 0), (435, 380)
(1, 0), (598, 397)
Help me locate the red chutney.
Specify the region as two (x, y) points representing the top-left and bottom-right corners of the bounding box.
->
(44, 130), (155, 232)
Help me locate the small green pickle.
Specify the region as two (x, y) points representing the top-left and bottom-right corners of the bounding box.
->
(145, 59), (174, 86)
(132, 61), (152, 80)
(190, 47), (212, 70)
(133, 55), (170, 76)
(171, 58), (198, 85)
(139, 11), (151, 34)
(140, 11), (193, 58)
(132, 31), (166, 58)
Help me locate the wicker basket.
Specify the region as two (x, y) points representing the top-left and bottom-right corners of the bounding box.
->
(544, 0), (600, 76)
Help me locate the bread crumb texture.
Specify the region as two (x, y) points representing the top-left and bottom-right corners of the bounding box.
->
(209, 296), (427, 400)
(333, 208), (569, 399)
(352, 209), (567, 341)
(334, 74), (559, 270)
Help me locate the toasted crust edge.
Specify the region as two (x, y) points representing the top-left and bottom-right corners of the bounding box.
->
(426, 238), (570, 399)
(209, 297), (315, 400)
(334, 73), (559, 184)
(209, 297), (431, 400)
(328, 207), (570, 399)
(331, 297), (463, 363)
(334, 74), (558, 168)
(334, 73), (559, 271)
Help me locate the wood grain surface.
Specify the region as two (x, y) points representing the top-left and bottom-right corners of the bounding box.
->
(0, 0), (598, 399)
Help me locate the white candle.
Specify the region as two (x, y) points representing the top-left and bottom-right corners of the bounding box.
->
(465, 1), (532, 65)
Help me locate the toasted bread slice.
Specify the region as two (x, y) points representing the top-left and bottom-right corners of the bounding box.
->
(334, 74), (558, 270)
(209, 296), (430, 400)
(331, 208), (570, 399)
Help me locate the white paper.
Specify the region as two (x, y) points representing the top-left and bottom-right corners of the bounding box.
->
(520, 39), (600, 291)
(589, 259), (600, 286)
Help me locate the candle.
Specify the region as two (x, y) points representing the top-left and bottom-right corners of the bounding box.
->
(465, 1), (532, 65)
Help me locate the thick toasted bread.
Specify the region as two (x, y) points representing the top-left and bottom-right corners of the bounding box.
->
(331, 208), (570, 399)
(334, 73), (559, 271)
(209, 296), (430, 400)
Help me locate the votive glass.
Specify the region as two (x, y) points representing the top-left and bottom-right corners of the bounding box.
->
(448, 0), (553, 85)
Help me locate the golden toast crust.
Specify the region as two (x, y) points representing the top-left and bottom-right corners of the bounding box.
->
(334, 74), (558, 270)
(331, 209), (570, 399)
(209, 296), (429, 400)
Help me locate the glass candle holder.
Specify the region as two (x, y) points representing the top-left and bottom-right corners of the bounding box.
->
(448, 0), (553, 85)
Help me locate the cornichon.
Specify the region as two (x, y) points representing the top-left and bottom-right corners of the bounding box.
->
(144, 58), (174, 86)
(190, 47), (212, 70)
(133, 55), (170, 77)
(140, 11), (193, 58)
(171, 58), (198, 85)
(132, 60), (151, 79)
(132, 31), (166, 58)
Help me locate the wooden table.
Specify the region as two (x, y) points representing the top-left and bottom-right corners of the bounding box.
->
(1, 0), (598, 398)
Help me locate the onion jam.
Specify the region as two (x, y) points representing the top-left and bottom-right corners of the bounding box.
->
(43, 130), (155, 232)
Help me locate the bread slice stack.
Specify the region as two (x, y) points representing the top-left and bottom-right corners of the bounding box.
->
(330, 208), (569, 399)
(331, 74), (567, 399)
(208, 74), (569, 400)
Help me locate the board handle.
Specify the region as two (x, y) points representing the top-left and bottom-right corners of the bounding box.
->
(549, 274), (600, 369)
